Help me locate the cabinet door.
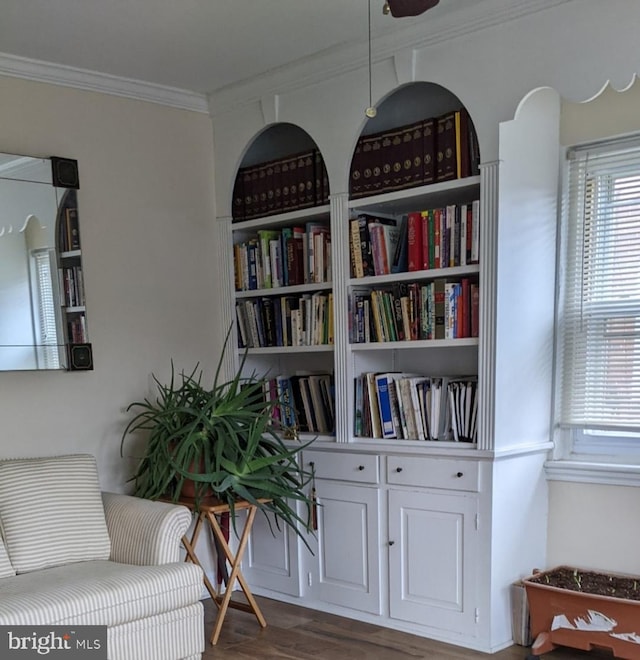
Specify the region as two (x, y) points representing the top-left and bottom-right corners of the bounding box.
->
(243, 508), (301, 597)
(388, 489), (478, 634)
(315, 480), (381, 614)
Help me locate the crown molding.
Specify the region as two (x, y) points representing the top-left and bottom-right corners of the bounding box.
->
(0, 52), (209, 114)
(208, 0), (574, 116)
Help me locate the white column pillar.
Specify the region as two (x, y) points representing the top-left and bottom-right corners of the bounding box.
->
(329, 192), (351, 443)
(477, 161), (499, 452)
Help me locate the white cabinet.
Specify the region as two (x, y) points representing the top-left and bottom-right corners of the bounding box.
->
(307, 450), (381, 614)
(314, 480), (381, 614)
(297, 448), (480, 638)
(386, 454), (480, 634)
(388, 488), (478, 634)
(242, 509), (302, 597)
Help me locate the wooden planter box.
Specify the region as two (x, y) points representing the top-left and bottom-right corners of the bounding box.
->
(523, 566), (640, 660)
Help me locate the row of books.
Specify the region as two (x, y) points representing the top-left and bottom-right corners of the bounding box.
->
(234, 222), (331, 291)
(59, 266), (85, 308)
(265, 373), (335, 435)
(350, 202), (479, 279)
(58, 190), (80, 252)
(349, 108), (480, 199)
(67, 314), (88, 344)
(232, 149), (330, 222)
(236, 292), (334, 348)
(354, 372), (477, 443)
(350, 278), (479, 344)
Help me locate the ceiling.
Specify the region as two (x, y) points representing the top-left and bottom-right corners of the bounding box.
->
(0, 0), (480, 95)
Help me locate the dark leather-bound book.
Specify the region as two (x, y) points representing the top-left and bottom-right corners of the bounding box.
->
(264, 159), (278, 215)
(436, 111), (457, 182)
(380, 130), (396, 193)
(257, 162), (270, 216)
(455, 109), (472, 179)
(239, 166), (254, 220)
(280, 157), (293, 211)
(232, 172), (245, 221)
(360, 132), (384, 197)
(297, 151), (316, 209)
(315, 150), (329, 205)
(287, 155), (300, 210)
(469, 116), (481, 176)
(408, 121), (425, 189)
(423, 117), (436, 184)
(392, 121), (424, 191)
(272, 159), (283, 213)
(350, 138), (366, 199)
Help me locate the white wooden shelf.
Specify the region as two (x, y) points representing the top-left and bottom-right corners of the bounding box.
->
(350, 338), (478, 351)
(235, 281), (332, 298)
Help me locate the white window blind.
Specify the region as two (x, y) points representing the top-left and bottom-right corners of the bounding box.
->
(559, 136), (640, 434)
(32, 248), (60, 370)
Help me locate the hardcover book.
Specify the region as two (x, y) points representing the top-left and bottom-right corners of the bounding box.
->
(436, 111), (457, 182)
(422, 117), (436, 184)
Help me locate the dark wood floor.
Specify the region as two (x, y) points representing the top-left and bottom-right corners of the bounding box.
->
(201, 596), (612, 659)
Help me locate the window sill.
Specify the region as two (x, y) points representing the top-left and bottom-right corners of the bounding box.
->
(545, 459), (640, 486)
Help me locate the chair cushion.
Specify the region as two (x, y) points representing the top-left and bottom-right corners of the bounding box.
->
(0, 537), (15, 578)
(0, 454), (110, 573)
(0, 560), (203, 626)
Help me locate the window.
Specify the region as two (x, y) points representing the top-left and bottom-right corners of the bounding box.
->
(556, 136), (640, 460)
(31, 248), (61, 370)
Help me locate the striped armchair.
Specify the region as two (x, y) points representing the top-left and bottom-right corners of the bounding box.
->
(0, 455), (204, 660)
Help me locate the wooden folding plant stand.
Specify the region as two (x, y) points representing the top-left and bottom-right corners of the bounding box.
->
(176, 496), (269, 645)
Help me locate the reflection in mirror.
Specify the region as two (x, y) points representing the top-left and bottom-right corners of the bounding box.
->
(0, 154), (71, 371)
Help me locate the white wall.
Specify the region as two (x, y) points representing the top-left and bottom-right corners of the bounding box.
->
(546, 81), (640, 574)
(0, 75), (220, 493)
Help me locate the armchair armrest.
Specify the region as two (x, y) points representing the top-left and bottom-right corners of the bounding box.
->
(102, 492), (192, 565)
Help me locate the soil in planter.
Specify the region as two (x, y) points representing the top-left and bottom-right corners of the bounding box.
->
(528, 566), (640, 601)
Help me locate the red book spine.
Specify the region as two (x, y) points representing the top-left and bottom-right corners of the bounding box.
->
(420, 212), (429, 270)
(433, 208), (442, 269)
(471, 283), (480, 338)
(407, 212), (423, 272)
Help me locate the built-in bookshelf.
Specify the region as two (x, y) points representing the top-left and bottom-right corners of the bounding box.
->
(346, 168), (481, 446)
(228, 90), (481, 447)
(230, 133), (336, 438)
(56, 188), (90, 366)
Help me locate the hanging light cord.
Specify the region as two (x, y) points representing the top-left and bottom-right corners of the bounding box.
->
(365, 0), (377, 117)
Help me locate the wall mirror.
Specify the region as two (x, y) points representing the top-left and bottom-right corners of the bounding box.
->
(0, 152), (90, 371)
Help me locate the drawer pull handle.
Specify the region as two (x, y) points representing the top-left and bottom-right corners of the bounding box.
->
(456, 471), (464, 478)
(358, 465), (365, 471)
(396, 467), (403, 473)
(389, 540), (395, 546)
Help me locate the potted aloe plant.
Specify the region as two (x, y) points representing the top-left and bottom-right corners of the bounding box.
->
(120, 328), (315, 545)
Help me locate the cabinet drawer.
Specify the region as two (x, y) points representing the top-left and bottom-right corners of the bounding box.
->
(305, 451), (379, 484)
(386, 456), (479, 492)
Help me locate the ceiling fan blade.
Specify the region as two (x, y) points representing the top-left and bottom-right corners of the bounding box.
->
(387, 0), (440, 17)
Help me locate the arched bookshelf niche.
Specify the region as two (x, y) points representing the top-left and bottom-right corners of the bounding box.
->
(344, 82), (483, 446)
(231, 122), (329, 224)
(349, 81), (480, 204)
(228, 123), (335, 442)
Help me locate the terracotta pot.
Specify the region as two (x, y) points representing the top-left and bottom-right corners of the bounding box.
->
(178, 456), (214, 499)
(523, 566), (640, 660)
